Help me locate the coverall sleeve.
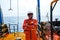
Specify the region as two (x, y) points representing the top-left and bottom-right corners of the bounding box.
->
(34, 20), (38, 30)
(23, 20), (28, 30)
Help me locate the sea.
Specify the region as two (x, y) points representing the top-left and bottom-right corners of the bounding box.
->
(3, 16), (60, 32)
(3, 16), (25, 32)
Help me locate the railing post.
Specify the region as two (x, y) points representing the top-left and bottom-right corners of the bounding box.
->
(9, 24), (11, 33)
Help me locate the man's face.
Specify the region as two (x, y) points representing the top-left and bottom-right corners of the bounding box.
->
(28, 14), (33, 19)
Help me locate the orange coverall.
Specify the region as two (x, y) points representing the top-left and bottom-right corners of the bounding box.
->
(45, 33), (60, 40)
(53, 33), (60, 40)
(23, 19), (38, 40)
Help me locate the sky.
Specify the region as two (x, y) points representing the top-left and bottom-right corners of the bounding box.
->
(0, 0), (60, 21)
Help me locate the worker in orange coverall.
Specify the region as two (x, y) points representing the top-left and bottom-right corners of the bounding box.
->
(23, 12), (38, 40)
(53, 30), (60, 40)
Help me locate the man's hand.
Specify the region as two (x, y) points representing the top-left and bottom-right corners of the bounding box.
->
(24, 27), (27, 30)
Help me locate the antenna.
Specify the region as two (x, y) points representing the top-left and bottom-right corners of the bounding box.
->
(46, 12), (49, 22)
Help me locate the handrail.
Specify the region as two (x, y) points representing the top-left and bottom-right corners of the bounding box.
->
(8, 24), (18, 36)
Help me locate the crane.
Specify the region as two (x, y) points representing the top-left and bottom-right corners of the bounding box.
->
(50, 0), (58, 40)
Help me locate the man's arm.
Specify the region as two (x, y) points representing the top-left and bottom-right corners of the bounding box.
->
(33, 19), (38, 30)
(23, 19), (30, 30)
(23, 20), (27, 30)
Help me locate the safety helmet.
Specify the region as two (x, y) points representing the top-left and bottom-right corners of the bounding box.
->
(27, 12), (33, 16)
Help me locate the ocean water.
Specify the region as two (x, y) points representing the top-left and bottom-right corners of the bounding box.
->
(3, 16), (25, 32)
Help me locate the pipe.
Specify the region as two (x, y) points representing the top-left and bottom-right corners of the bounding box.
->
(50, 0), (58, 40)
(37, 0), (41, 24)
(50, 5), (53, 40)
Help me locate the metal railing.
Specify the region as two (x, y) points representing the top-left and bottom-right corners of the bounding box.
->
(8, 24), (18, 36)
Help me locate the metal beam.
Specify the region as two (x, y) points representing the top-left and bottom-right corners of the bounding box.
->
(0, 6), (3, 25)
(37, 0), (41, 24)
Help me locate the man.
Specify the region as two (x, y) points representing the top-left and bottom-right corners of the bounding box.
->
(53, 30), (60, 40)
(23, 12), (38, 40)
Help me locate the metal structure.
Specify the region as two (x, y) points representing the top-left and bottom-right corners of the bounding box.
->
(37, 0), (41, 24)
(0, 6), (3, 25)
(50, 0), (58, 40)
(37, 0), (46, 40)
(9, 24), (18, 36)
